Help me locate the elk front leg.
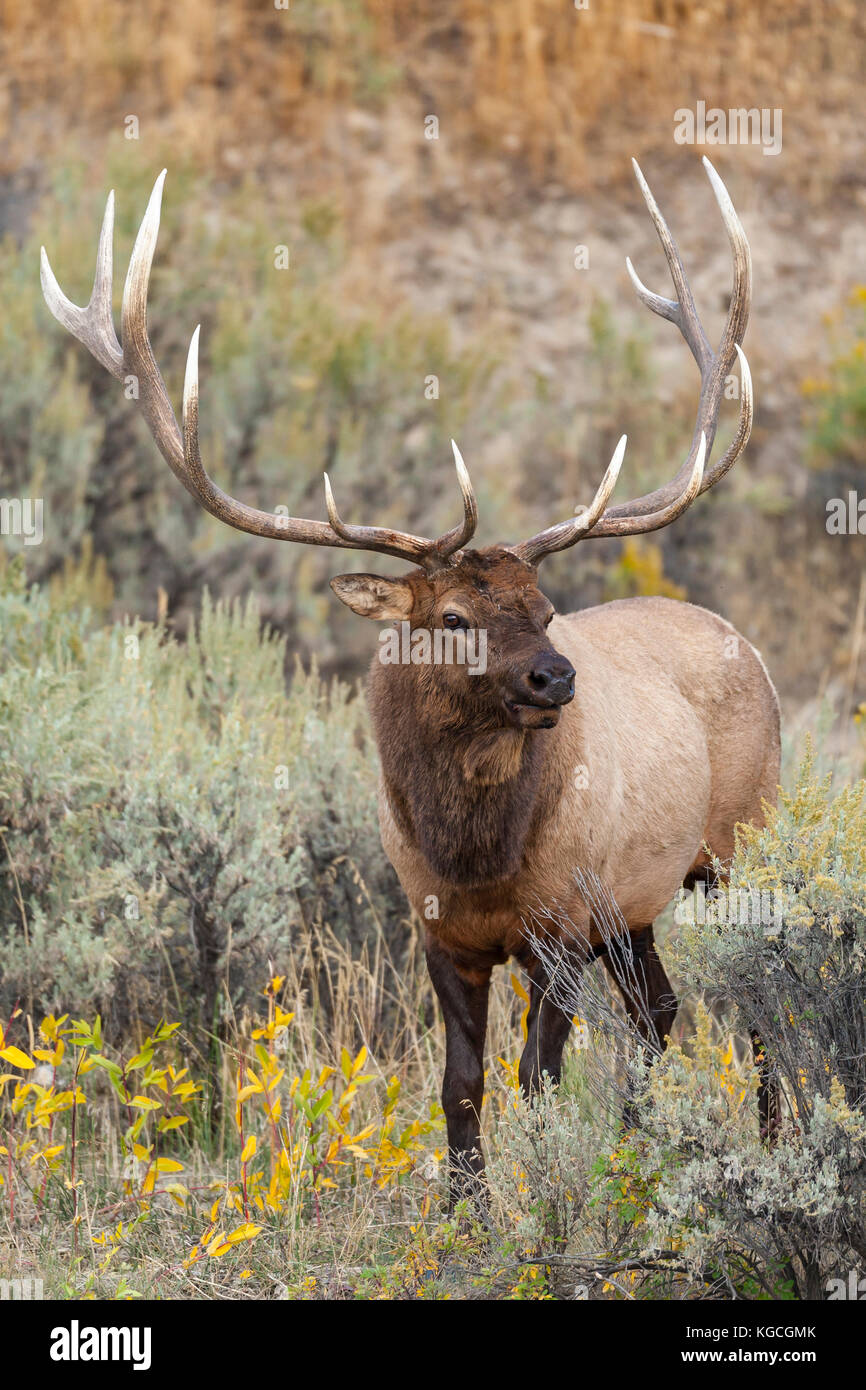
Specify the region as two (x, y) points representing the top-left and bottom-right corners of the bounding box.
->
(518, 956), (575, 1096)
(602, 924), (678, 1048)
(602, 924), (678, 1128)
(425, 935), (491, 1210)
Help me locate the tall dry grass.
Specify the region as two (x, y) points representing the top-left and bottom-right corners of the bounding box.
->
(1, 1), (863, 188)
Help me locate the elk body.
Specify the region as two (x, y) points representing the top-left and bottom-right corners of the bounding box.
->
(42, 158), (780, 1206)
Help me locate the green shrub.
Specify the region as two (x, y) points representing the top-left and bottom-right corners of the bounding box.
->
(494, 753), (866, 1300)
(638, 753), (866, 1298)
(0, 567), (405, 1046)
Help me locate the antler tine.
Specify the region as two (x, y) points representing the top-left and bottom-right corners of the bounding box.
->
(433, 441), (479, 559)
(320, 470), (432, 565)
(322, 439), (478, 568)
(119, 170), (186, 483)
(596, 431), (706, 538)
(627, 158), (712, 372)
(701, 155), (751, 388)
(597, 156), (751, 525)
(587, 347), (752, 539)
(511, 158), (753, 563)
(181, 324), (346, 546)
(40, 192), (123, 378)
(514, 435), (627, 565)
(43, 171), (477, 569)
(710, 342), (753, 484)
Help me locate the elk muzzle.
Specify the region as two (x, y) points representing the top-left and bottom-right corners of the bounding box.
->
(504, 650), (575, 729)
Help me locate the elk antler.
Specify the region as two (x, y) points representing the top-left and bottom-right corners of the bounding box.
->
(512, 156), (753, 567)
(41, 171), (477, 569)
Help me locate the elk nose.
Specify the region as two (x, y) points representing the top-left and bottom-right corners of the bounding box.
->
(528, 655), (576, 703)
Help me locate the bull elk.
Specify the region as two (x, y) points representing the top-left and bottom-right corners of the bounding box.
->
(42, 157), (780, 1207)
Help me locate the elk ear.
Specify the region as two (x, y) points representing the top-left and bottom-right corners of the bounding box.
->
(330, 573), (415, 621)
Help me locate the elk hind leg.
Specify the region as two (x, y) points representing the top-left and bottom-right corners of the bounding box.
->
(685, 866), (781, 1145)
(751, 1029), (781, 1145)
(517, 955), (575, 1097)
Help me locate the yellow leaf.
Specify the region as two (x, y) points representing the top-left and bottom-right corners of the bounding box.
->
(132, 1143), (152, 1161)
(155, 1157), (184, 1173)
(227, 1223), (263, 1244)
(172, 1081), (200, 1099)
(130, 1096), (162, 1110)
(0, 1047), (34, 1070)
(241, 1135), (257, 1163)
(510, 973), (529, 1005)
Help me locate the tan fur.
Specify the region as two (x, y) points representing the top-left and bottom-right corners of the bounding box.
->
(377, 594), (780, 966)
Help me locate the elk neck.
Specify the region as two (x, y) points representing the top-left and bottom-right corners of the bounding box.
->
(367, 657), (571, 888)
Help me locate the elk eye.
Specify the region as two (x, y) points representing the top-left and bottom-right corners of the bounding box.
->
(544, 611), (554, 627)
(442, 612), (467, 630)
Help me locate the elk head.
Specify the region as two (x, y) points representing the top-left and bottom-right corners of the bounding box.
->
(40, 159), (752, 739)
(330, 538), (578, 732)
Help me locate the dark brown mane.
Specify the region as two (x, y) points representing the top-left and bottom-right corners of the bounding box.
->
(369, 658), (551, 885)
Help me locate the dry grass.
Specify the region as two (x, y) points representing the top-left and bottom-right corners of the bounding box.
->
(2, 1), (863, 191)
(0, 930), (600, 1300)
